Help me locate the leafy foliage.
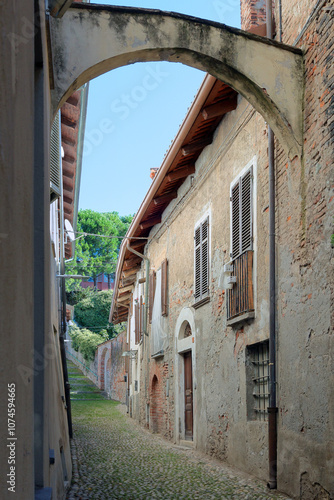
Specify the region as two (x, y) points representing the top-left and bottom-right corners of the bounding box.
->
(66, 210), (133, 292)
(69, 325), (108, 362)
(73, 289), (125, 339)
(74, 290), (113, 332)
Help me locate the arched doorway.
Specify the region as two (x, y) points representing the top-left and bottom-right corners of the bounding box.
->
(174, 309), (196, 444)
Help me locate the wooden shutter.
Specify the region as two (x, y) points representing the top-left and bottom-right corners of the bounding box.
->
(241, 168), (252, 253)
(161, 259), (168, 317)
(134, 302), (139, 344)
(231, 182), (240, 259)
(50, 112), (62, 202)
(231, 167), (253, 259)
(194, 217), (209, 300)
(149, 271), (156, 324)
(139, 295), (143, 340)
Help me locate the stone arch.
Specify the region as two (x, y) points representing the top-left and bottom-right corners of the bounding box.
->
(50, 4), (303, 158)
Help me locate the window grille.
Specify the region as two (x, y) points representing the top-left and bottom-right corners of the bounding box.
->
(247, 341), (269, 421)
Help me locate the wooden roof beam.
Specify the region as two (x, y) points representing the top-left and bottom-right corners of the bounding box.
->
(127, 241), (146, 251)
(63, 187), (73, 198)
(63, 165), (74, 178)
(64, 201), (73, 214)
(153, 191), (178, 205)
(167, 165), (195, 182)
(181, 137), (212, 156)
(124, 256), (142, 269)
(202, 96), (238, 120)
(61, 135), (76, 147)
(121, 277), (136, 287)
(63, 177), (74, 190)
(61, 115), (77, 129)
(117, 292), (132, 302)
(139, 216), (161, 230)
(122, 267), (140, 278)
(63, 153), (75, 164)
(118, 284), (134, 294)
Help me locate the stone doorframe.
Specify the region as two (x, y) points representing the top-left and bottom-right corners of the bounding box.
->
(50, 4), (304, 159)
(174, 307), (197, 445)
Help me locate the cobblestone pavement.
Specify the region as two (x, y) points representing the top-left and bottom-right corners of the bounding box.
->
(67, 362), (292, 500)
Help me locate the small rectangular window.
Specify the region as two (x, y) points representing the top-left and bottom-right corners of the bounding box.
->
(246, 341), (269, 421)
(194, 216), (209, 302)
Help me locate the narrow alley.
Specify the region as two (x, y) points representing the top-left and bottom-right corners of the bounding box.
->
(67, 362), (291, 500)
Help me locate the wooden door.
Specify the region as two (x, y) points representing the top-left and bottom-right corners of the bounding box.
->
(184, 351), (193, 440)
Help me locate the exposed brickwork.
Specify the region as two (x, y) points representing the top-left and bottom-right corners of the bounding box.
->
(240, 0), (269, 31)
(97, 345), (109, 390)
(96, 332), (127, 402)
(109, 331), (127, 403)
(147, 360), (173, 439)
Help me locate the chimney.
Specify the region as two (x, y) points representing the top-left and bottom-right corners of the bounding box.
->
(150, 168), (158, 180)
(240, 0), (272, 36)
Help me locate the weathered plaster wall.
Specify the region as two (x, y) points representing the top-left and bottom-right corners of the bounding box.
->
(133, 3), (334, 497)
(142, 96), (272, 480)
(108, 331), (127, 404)
(49, 257), (73, 496)
(0, 2), (35, 495)
(274, 3), (334, 497)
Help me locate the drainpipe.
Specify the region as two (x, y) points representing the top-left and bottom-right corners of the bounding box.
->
(266, 0), (278, 490)
(126, 240), (149, 336)
(48, 0), (73, 18)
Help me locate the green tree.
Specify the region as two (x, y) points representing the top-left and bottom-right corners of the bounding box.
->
(73, 289), (125, 339)
(66, 210), (133, 292)
(74, 290), (113, 333)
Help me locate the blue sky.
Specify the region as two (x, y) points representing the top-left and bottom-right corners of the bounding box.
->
(79, 1), (241, 216)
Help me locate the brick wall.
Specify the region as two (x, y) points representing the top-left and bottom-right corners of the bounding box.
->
(109, 331), (127, 403)
(148, 360), (172, 438)
(240, 0), (268, 30)
(96, 332), (127, 402)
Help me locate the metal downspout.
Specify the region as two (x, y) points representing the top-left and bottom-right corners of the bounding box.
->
(126, 240), (149, 336)
(267, 0), (278, 490)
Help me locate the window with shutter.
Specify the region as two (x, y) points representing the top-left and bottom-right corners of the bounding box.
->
(227, 164), (255, 324)
(194, 216), (210, 303)
(161, 259), (168, 317)
(149, 271), (156, 324)
(50, 112), (62, 202)
(139, 296), (143, 340)
(231, 167), (253, 259)
(134, 302), (140, 345)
